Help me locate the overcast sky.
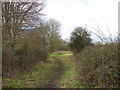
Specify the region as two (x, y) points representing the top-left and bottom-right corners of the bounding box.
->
(43, 0), (119, 42)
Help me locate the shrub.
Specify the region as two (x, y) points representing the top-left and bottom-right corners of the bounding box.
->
(2, 32), (48, 77)
(75, 43), (118, 88)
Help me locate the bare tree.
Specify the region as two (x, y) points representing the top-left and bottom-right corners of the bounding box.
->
(86, 25), (118, 43)
(46, 19), (61, 52)
(37, 18), (61, 52)
(1, 1), (45, 39)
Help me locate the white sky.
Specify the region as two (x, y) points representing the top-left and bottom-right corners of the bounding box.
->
(43, 0), (119, 42)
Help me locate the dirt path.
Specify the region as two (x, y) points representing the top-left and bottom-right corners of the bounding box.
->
(3, 51), (87, 88)
(43, 51), (79, 88)
(43, 58), (65, 88)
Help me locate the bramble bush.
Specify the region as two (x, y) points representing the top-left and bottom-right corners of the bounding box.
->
(75, 43), (118, 88)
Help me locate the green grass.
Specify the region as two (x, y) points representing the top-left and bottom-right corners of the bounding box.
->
(49, 51), (73, 57)
(3, 60), (61, 88)
(56, 55), (90, 88)
(3, 51), (90, 88)
(59, 56), (78, 88)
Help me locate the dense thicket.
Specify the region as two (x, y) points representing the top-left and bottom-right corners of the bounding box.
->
(75, 43), (118, 88)
(3, 31), (48, 77)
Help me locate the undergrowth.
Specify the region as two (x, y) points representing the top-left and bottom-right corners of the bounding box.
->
(75, 43), (118, 88)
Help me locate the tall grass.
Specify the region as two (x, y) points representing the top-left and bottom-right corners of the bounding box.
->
(75, 43), (118, 88)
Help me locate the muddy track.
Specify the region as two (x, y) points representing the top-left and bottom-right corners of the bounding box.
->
(43, 57), (65, 88)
